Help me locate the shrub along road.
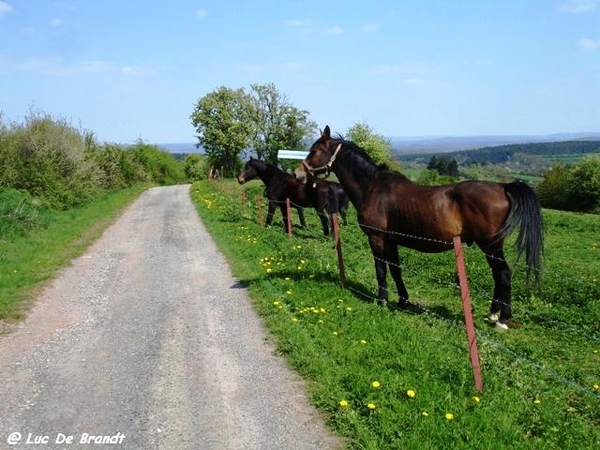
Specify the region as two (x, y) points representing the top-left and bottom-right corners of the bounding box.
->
(0, 185), (341, 450)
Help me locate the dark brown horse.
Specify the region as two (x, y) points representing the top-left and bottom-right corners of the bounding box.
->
(295, 126), (544, 330)
(237, 158), (349, 236)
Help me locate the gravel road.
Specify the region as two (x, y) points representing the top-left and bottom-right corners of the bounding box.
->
(0, 185), (342, 450)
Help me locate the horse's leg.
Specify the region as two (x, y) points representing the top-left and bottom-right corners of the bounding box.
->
(384, 241), (409, 308)
(280, 204), (290, 233)
(368, 235), (388, 305)
(317, 209), (330, 236)
(297, 207), (307, 228)
(484, 248), (512, 330)
(266, 201), (276, 227)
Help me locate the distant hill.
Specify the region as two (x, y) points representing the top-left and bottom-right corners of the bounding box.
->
(390, 132), (600, 155)
(157, 143), (204, 154)
(395, 140), (600, 166)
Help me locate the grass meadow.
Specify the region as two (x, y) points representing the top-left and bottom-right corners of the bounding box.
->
(0, 186), (146, 322)
(191, 179), (599, 450)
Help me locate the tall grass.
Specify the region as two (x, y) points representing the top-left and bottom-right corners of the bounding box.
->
(191, 179), (600, 450)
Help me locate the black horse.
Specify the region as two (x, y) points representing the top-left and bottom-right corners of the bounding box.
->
(295, 126), (544, 330)
(237, 158), (348, 236)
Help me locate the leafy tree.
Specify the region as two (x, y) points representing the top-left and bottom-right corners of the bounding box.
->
(427, 155), (459, 178)
(567, 156), (600, 212)
(536, 163), (571, 211)
(190, 86), (254, 177)
(248, 83), (317, 165)
(183, 153), (208, 181)
(346, 122), (392, 166)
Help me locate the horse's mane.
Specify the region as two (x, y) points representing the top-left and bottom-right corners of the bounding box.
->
(331, 138), (408, 180)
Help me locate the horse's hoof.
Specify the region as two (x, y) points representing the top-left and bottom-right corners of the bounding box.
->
(495, 322), (509, 331)
(486, 312), (500, 323)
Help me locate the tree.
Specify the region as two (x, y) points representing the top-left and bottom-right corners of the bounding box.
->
(190, 86), (254, 177)
(567, 156), (600, 212)
(346, 122), (392, 166)
(248, 83), (317, 165)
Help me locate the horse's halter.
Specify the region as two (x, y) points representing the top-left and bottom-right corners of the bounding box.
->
(302, 143), (342, 178)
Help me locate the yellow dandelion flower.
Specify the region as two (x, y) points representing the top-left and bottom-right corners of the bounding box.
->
(333, 331), (338, 336)
(406, 390), (416, 398)
(372, 381), (381, 389)
(360, 340), (367, 345)
(534, 399), (541, 404)
(346, 307), (352, 311)
(273, 301), (280, 306)
(367, 403), (376, 410)
(472, 396), (480, 403)
(593, 384), (599, 390)
(266, 268), (272, 273)
(291, 318), (298, 322)
(445, 413), (454, 420)
(422, 411), (429, 417)
(286, 290), (292, 295)
(339, 400), (349, 407)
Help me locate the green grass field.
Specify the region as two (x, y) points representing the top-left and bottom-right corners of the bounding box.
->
(0, 186), (146, 321)
(191, 179), (599, 450)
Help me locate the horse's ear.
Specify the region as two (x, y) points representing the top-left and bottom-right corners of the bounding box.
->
(322, 125), (331, 140)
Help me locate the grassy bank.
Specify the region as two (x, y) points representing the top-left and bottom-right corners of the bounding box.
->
(191, 179), (599, 450)
(0, 185), (146, 321)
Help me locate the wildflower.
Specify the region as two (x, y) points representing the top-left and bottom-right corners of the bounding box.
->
(273, 301), (280, 306)
(333, 331), (338, 336)
(346, 307), (352, 311)
(266, 268), (272, 273)
(445, 413), (454, 420)
(406, 390), (416, 398)
(291, 318), (298, 323)
(534, 399), (541, 405)
(593, 384), (599, 390)
(367, 403), (376, 410)
(472, 396), (480, 403)
(422, 411), (429, 417)
(372, 381), (381, 389)
(360, 340), (367, 345)
(339, 400), (349, 407)
(286, 290), (292, 295)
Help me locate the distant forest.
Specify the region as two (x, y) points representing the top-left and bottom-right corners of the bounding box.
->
(396, 140), (600, 166)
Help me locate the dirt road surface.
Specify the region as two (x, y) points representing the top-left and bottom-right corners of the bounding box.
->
(0, 185), (342, 450)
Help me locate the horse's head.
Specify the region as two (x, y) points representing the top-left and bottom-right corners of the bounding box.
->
(294, 125), (340, 184)
(237, 158), (259, 184)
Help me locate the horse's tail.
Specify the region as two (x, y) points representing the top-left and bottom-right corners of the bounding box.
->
(498, 181), (544, 287)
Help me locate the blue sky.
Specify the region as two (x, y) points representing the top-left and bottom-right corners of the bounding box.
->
(1, 1), (599, 144)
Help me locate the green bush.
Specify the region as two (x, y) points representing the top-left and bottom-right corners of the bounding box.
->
(0, 187), (55, 239)
(537, 157), (600, 213)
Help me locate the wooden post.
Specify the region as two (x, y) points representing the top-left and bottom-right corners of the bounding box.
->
(453, 236), (484, 394)
(286, 198), (293, 239)
(255, 195), (264, 226)
(332, 213), (347, 287)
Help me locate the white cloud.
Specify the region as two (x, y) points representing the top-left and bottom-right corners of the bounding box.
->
(0, 1), (12, 15)
(558, 0), (599, 14)
(361, 23), (381, 33)
(403, 78), (425, 86)
(322, 26), (343, 36)
(196, 8), (208, 19)
(578, 38), (600, 51)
